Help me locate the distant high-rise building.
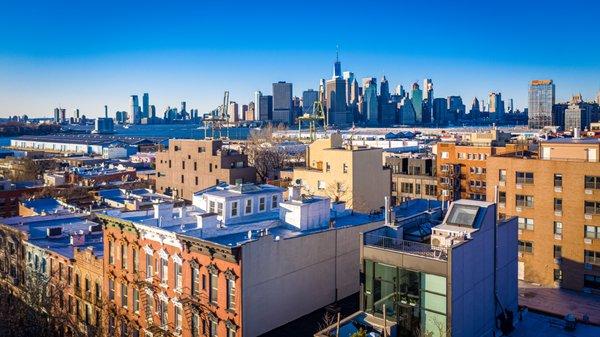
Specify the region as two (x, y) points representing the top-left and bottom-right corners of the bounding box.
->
(130, 95), (140, 124)
(394, 85), (405, 97)
(227, 101), (238, 123)
(423, 79), (433, 102)
(379, 76), (390, 102)
(596, 90), (600, 105)
(302, 89), (319, 114)
(528, 79), (555, 128)
(399, 97), (416, 125)
(432, 97), (448, 126)
(363, 78), (378, 125)
(447, 96), (465, 122)
(564, 93), (599, 131)
(272, 81), (293, 124)
(150, 105), (156, 118)
(115, 111), (127, 124)
(411, 83), (423, 123)
(470, 97), (481, 119)
(247, 101), (255, 121)
(241, 104), (248, 121)
(93, 117), (115, 134)
(142, 93), (149, 119)
(343, 71), (356, 105)
(75, 108), (80, 120)
(254, 91), (262, 121)
(53, 108), (61, 123)
(103, 105), (108, 118)
(333, 50), (341, 78)
(258, 95), (273, 121)
(325, 77), (349, 125)
(488, 92), (505, 121)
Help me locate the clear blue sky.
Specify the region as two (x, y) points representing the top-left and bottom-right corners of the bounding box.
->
(1, 0), (599, 118)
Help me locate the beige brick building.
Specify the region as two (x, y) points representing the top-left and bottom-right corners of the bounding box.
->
(155, 139), (256, 200)
(292, 133), (391, 213)
(487, 138), (600, 292)
(434, 130), (523, 202)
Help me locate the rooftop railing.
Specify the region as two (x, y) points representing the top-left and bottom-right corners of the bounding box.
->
(364, 233), (448, 261)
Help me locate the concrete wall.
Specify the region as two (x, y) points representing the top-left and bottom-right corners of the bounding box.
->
(449, 204), (516, 337)
(241, 219), (383, 337)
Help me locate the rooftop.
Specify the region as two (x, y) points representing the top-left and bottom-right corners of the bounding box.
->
(0, 213), (103, 259)
(21, 197), (77, 215)
(13, 134), (168, 146)
(543, 137), (600, 144)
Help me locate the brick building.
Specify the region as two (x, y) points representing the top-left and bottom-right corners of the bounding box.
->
(434, 130), (522, 202)
(487, 138), (600, 292)
(385, 153), (437, 205)
(155, 139), (256, 200)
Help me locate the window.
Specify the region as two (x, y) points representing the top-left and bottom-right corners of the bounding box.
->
(95, 281), (101, 300)
(146, 294), (154, 320)
(553, 245), (562, 258)
(554, 198), (562, 212)
(192, 313), (200, 337)
(217, 202), (223, 216)
(518, 240), (533, 253)
(244, 199), (252, 214)
(584, 274), (600, 290)
(194, 162), (197, 170)
(554, 269), (562, 282)
(108, 279), (115, 301)
(210, 319), (218, 337)
(132, 248), (138, 273)
(499, 169), (506, 182)
(518, 217), (534, 230)
(121, 283), (128, 308)
(182, 161), (186, 170)
(209, 201), (216, 213)
(210, 269), (218, 304)
(133, 288), (139, 313)
(391, 182), (397, 192)
(317, 180), (326, 190)
(121, 244), (128, 269)
(227, 278), (235, 311)
(174, 262), (182, 289)
(195, 177), (199, 185)
(159, 299), (168, 326)
(271, 195), (278, 208)
(231, 201), (238, 217)
(198, 147), (205, 153)
(160, 257), (168, 283)
(585, 201), (600, 214)
(191, 266), (200, 296)
(175, 305), (182, 330)
(498, 191), (506, 204)
(585, 225), (600, 239)
(441, 151), (449, 159)
(585, 176), (600, 189)
(554, 221), (563, 235)
(554, 174), (563, 187)
(228, 327), (237, 337)
(259, 197), (266, 211)
(401, 183), (414, 194)
(516, 195), (534, 208)
(343, 163), (348, 173)
(516, 172), (534, 184)
(584, 250), (600, 265)
(181, 175), (184, 183)
(108, 241), (114, 265)
(425, 184), (436, 196)
(325, 162), (330, 172)
(145, 252), (153, 279)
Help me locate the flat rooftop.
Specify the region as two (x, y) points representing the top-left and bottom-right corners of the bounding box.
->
(543, 137), (600, 145)
(106, 205), (383, 248)
(13, 134), (168, 146)
(21, 197), (74, 215)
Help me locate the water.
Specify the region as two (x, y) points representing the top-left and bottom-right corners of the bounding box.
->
(113, 124), (252, 140)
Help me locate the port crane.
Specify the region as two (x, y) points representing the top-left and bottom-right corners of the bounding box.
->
(297, 100), (326, 141)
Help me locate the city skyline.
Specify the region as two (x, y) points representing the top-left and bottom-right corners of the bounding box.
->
(1, 0), (600, 117)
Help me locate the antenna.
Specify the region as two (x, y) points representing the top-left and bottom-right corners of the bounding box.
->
(336, 45), (339, 62)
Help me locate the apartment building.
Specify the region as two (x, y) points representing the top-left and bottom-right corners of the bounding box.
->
(293, 133), (391, 213)
(155, 139), (256, 200)
(316, 200), (518, 337)
(0, 213), (105, 335)
(385, 153), (437, 205)
(98, 182), (384, 337)
(487, 137), (600, 292)
(434, 130), (521, 201)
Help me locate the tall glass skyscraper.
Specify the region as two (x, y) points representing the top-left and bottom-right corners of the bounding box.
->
(411, 83), (423, 123)
(272, 81), (293, 124)
(363, 78), (378, 125)
(528, 79), (555, 129)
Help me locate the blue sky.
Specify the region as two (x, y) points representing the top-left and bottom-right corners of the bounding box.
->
(1, 0), (599, 118)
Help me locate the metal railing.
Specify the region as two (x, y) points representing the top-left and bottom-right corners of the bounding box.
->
(364, 234), (448, 261)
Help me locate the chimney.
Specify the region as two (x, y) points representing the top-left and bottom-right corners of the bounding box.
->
(288, 185), (301, 201)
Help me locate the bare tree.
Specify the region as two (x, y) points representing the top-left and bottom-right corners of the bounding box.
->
(244, 126), (290, 182)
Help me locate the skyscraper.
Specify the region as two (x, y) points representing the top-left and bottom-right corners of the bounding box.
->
(302, 89), (319, 114)
(470, 97), (480, 120)
(432, 97), (448, 126)
(423, 79), (433, 102)
(411, 83), (423, 123)
(325, 77), (348, 125)
(379, 76), (390, 102)
(53, 108), (61, 123)
(343, 71), (356, 105)
(447, 96), (465, 122)
(363, 78), (378, 125)
(142, 93), (149, 119)
(254, 91), (262, 121)
(528, 79), (555, 128)
(258, 95), (273, 121)
(130, 95), (140, 124)
(333, 50), (341, 78)
(488, 92), (505, 122)
(227, 101), (238, 123)
(272, 81), (293, 124)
